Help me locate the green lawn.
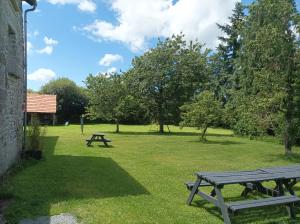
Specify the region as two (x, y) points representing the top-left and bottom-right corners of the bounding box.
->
(1, 124), (300, 224)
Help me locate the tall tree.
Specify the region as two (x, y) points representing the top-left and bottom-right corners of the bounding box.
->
(127, 34), (210, 133)
(211, 2), (245, 104)
(85, 73), (124, 133)
(234, 0), (300, 154)
(40, 78), (88, 123)
(85, 73), (148, 132)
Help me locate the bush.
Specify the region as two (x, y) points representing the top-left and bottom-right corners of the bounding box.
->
(27, 114), (46, 151)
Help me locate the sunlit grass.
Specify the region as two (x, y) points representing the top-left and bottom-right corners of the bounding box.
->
(1, 124), (299, 223)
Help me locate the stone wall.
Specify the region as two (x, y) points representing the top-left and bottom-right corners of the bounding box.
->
(0, 0), (24, 177)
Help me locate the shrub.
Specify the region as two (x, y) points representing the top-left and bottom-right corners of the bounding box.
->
(27, 114), (46, 151)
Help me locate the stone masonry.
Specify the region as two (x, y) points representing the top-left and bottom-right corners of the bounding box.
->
(0, 0), (25, 178)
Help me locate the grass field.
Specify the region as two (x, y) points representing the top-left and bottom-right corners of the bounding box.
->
(1, 124), (300, 224)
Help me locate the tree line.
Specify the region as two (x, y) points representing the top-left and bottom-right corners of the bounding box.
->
(39, 0), (300, 155)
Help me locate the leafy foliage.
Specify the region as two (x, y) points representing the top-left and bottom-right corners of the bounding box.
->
(85, 73), (148, 132)
(211, 2), (245, 105)
(180, 91), (223, 140)
(85, 73), (123, 132)
(27, 114), (46, 151)
(231, 0), (300, 154)
(40, 78), (88, 124)
(126, 34), (210, 133)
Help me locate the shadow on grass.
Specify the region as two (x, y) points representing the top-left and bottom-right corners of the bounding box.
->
(265, 153), (300, 164)
(187, 140), (243, 145)
(86, 144), (115, 149)
(5, 136), (149, 223)
(104, 131), (234, 137)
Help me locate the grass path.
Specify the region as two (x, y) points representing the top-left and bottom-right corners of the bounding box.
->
(1, 125), (300, 223)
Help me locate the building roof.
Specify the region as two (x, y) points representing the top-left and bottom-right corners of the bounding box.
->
(27, 93), (57, 113)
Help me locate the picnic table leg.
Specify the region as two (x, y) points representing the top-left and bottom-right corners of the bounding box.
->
(210, 189), (216, 197)
(276, 180), (296, 219)
(283, 179), (296, 195)
(87, 136), (95, 146)
(241, 182), (280, 197)
(215, 186), (231, 224)
(241, 186), (252, 197)
(101, 136), (109, 147)
(186, 178), (201, 205)
(284, 180), (297, 218)
(286, 204), (296, 219)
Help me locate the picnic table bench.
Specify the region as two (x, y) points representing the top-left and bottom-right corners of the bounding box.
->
(86, 133), (111, 147)
(186, 166), (300, 224)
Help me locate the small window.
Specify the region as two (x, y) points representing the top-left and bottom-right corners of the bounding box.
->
(7, 25), (18, 79)
(8, 26), (17, 58)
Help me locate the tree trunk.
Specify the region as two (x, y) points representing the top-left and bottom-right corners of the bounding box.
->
(158, 100), (164, 134)
(284, 101), (293, 155)
(284, 131), (292, 156)
(284, 59), (294, 156)
(159, 121), (164, 134)
(201, 126), (208, 140)
(116, 119), (119, 133)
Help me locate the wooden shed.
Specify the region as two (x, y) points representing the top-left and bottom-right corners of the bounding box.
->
(27, 93), (57, 125)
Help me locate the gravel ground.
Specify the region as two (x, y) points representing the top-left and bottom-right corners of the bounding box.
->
(0, 214), (5, 224)
(0, 199), (11, 224)
(19, 213), (77, 224)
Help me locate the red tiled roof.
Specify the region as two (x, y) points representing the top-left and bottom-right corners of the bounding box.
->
(27, 93), (57, 113)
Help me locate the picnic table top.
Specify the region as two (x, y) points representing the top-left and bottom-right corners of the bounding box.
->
(195, 166), (300, 186)
(259, 165), (300, 179)
(259, 165), (300, 173)
(196, 170), (282, 186)
(92, 132), (105, 136)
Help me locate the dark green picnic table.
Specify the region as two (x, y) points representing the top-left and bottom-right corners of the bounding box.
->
(86, 133), (111, 147)
(186, 165), (300, 224)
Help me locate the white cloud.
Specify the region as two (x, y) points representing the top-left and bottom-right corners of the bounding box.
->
(36, 36), (58, 55)
(47, 0), (80, 3)
(33, 30), (39, 37)
(99, 54), (123, 66)
(36, 46), (54, 55)
(107, 67), (117, 73)
(83, 0), (239, 51)
(78, 0), (96, 12)
(28, 30), (39, 38)
(46, 0), (96, 12)
(28, 68), (56, 82)
(44, 36), (58, 46)
(99, 67), (118, 77)
(34, 8), (41, 13)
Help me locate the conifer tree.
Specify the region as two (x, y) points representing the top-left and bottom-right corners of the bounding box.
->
(234, 0), (300, 154)
(211, 2), (245, 104)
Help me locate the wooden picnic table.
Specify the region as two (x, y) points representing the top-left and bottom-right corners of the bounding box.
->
(239, 165), (300, 197)
(252, 165), (300, 196)
(86, 133), (111, 147)
(186, 166), (300, 224)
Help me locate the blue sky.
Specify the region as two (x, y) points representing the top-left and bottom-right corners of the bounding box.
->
(23, 0), (300, 90)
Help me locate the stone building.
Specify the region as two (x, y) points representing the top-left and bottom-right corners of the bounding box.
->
(0, 0), (35, 177)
